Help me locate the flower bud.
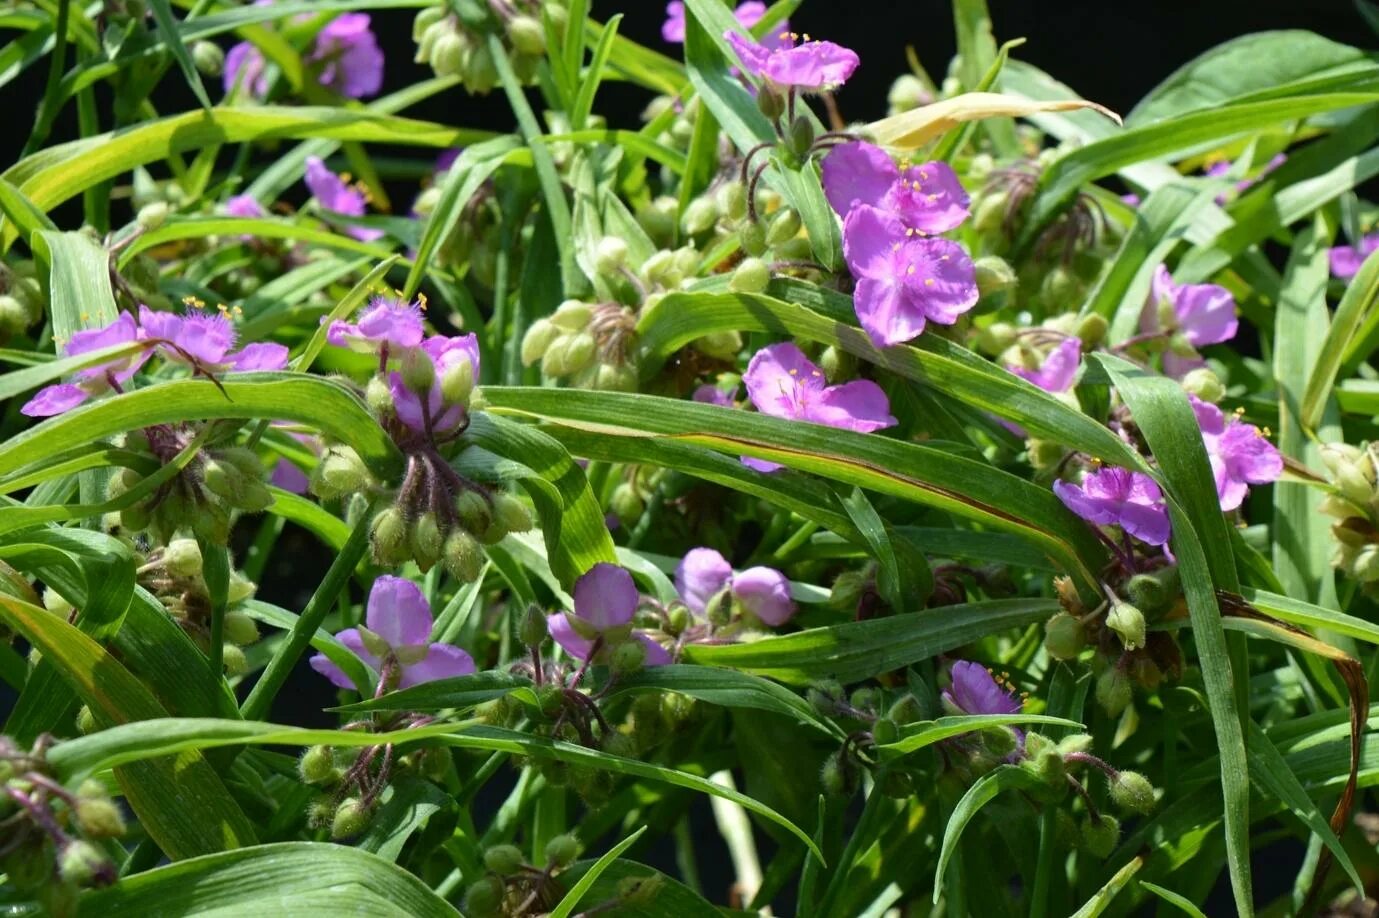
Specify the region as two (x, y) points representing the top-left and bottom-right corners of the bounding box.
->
(785, 115), (815, 161)
(973, 256), (1016, 299)
(983, 725), (1020, 759)
(1095, 666), (1133, 716)
(1105, 601), (1146, 651)
(506, 15), (546, 55)
(1126, 567), (1177, 613)
(765, 207), (802, 246)
(819, 750), (857, 797)
(443, 529), (485, 582)
(191, 40), (224, 77)
(519, 603), (547, 647)
(729, 257), (771, 294)
(609, 482), (645, 525)
(739, 220), (768, 256)
(413, 7), (445, 42)
(1043, 612), (1086, 660)
(1076, 313), (1109, 347)
(636, 197), (678, 246)
(888, 694), (923, 724)
(1081, 813), (1120, 858)
(400, 348), (436, 393)
(1027, 438), (1066, 471)
(311, 447), (370, 500)
(332, 797), (371, 839)
(1168, 331), (1198, 358)
(1180, 366), (1224, 403)
(544, 833), (579, 868)
(299, 745), (337, 785)
(366, 375), (394, 414)
(610, 638), (647, 675)
(1019, 733), (1066, 791)
(971, 191), (1009, 235)
(76, 705), (97, 734)
(451, 490), (492, 534)
(1056, 733), (1093, 756)
(552, 331), (596, 377)
(492, 492), (533, 533)
(594, 237), (629, 276)
(1321, 442), (1366, 476)
(681, 197), (719, 236)
(887, 74), (931, 114)
(693, 330), (742, 360)
(1353, 544), (1379, 582)
(224, 610), (260, 646)
(591, 362), (639, 393)
(75, 797), (126, 839)
(370, 507), (410, 565)
(756, 86), (785, 121)
(137, 201), (171, 232)
(222, 643), (248, 675)
(0, 295), (29, 334)
(483, 843), (524, 876)
(410, 511), (444, 572)
(58, 840), (110, 887)
(463, 875), (505, 916)
(871, 717), (898, 746)
(716, 182), (748, 221)
(163, 537), (203, 578)
(817, 345), (856, 382)
(200, 458), (240, 502)
(1109, 769), (1156, 813)
(521, 318), (560, 366)
(440, 358), (475, 406)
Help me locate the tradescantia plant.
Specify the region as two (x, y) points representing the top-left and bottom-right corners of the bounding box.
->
(4, 0), (1379, 913)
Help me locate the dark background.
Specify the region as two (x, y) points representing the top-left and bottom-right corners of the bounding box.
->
(4, 0), (1375, 912)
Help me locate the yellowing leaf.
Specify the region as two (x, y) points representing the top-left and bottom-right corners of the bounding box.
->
(866, 91), (1121, 150)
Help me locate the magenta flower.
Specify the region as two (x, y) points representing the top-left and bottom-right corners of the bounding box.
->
(137, 305), (289, 372)
(310, 576), (475, 691)
(327, 297), (426, 355)
(842, 205), (978, 347)
(822, 142), (969, 234)
(1205, 152), (1285, 204)
(664, 1), (778, 43)
(223, 41), (271, 98)
(547, 564), (671, 665)
(1190, 397), (1283, 512)
(942, 661), (1021, 716)
(674, 547), (795, 626)
(1330, 235), (1379, 280)
(304, 156), (384, 243)
(21, 313), (150, 417)
(1053, 466), (1172, 546)
(692, 383), (736, 406)
(388, 333), (480, 436)
(742, 342), (895, 472)
(223, 194), (265, 219)
(307, 13), (383, 99)
(1009, 337), (1081, 394)
(1145, 265), (1238, 348)
(724, 29), (858, 91)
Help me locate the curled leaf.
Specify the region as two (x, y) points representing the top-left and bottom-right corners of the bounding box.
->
(866, 91), (1121, 151)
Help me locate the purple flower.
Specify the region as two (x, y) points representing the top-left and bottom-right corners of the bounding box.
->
(692, 383), (736, 406)
(842, 205), (978, 347)
(223, 194), (265, 219)
(742, 342), (895, 472)
(327, 296), (426, 355)
(388, 333), (479, 436)
(21, 313), (150, 417)
(664, 1), (780, 44)
(223, 41), (270, 98)
(138, 305), (289, 372)
(308, 13), (383, 99)
(310, 576), (475, 691)
(547, 563), (671, 665)
(942, 661), (1021, 716)
(1145, 265), (1238, 349)
(674, 547), (795, 626)
(1053, 466), (1172, 546)
(1205, 152), (1285, 204)
(1190, 397), (1283, 512)
(1009, 336), (1081, 394)
(822, 142), (969, 234)
(1330, 235), (1379, 280)
(304, 156), (384, 243)
(724, 28), (858, 91)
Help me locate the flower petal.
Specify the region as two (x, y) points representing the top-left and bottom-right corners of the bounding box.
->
(807, 380), (897, 433)
(548, 611), (595, 661)
(21, 383), (91, 417)
(821, 141), (897, 217)
(675, 548), (733, 616)
(732, 566), (795, 625)
(365, 576), (434, 648)
(573, 563), (639, 630)
(743, 342), (826, 420)
(399, 643), (476, 688)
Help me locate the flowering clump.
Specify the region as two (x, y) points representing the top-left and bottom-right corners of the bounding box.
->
(224, 12), (383, 100)
(675, 547), (795, 626)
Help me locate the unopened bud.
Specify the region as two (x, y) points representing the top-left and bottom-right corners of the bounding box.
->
(1180, 366), (1224, 403)
(311, 447), (369, 500)
(440, 357), (475, 406)
(716, 182), (748, 221)
(974, 256), (1016, 299)
(366, 375), (394, 414)
(739, 220), (768, 256)
(58, 840), (110, 886)
(443, 529), (484, 582)
(609, 482), (644, 525)
(871, 717), (899, 746)
(692, 330), (742, 360)
(484, 844), (525, 877)
(553, 331), (597, 377)
(299, 745), (337, 785)
(222, 643), (248, 675)
(75, 798), (126, 838)
(400, 349), (436, 393)
(785, 115), (815, 160)
(1043, 612), (1086, 660)
(1126, 567), (1177, 613)
(681, 197), (719, 236)
(0, 295), (29, 334)
(765, 207), (802, 246)
(1095, 666), (1133, 715)
(1168, 331), (1197, 358)
(729, 257), (771, 294)
(75, 705), (97, 734)
(463, 875), (505, 916)
(136, 201), (170, 232)
(492, 492), (533, 533)
(520, 603), (547, 646)
(370, 507), (410, 565)
(1105, 601), (1146, 651)
(1081, 813), (1120, 858)
(191, 40), (224, 77)
(331, 797), (370, 839)
(163, 537), (203, 578)
(521, 318), (560, 366)
(224, 610), (260, 646)
(595, 237), (629, 276)
(1109, 769), (1156, 814)
(757, 86), (785, 121)
(1077, 313), (1109, 347)
(819, 750), (856, 797)
(507, 15), (546, 55)
(544, 833), (579, 868)
(887, 73), (931, 114)
(984, 725), (1020, 758)
(411, 511), (444, 572)
(610, 638), (647, 675)
(1028, 438), (1066, 470)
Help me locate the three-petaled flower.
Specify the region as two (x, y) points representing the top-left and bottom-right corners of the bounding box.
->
(1054, 466), (1172, 546)
(823, 141), (970, 234)
(547, 563), (671, 665)
(723, 28), (858, 91)
(304, 157), (385, 243)
(1190, 396), (1283, 512)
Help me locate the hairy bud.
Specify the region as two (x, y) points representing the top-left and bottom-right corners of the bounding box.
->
(544, 833), (579, 868)
(1043, 612), (1086, 660)
(483, 843), (524, 876)
(331, 797), (371, 839)
(1109, 769), (1156, 814)
(1105, 601), (1146, 651)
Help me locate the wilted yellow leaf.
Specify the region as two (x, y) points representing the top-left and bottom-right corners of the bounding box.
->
(866, 91), (1121, 151)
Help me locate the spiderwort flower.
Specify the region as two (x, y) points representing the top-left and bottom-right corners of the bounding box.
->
(822, 142), (970, 233)
(1009, 336), (1082, 394)
(675, 547), (796, 625)
(546, 563), (672, 665)
(742, 342), (895, 472)
(692, 383), (737, 406)
(1330, 234), (1379, 280)
(724, 28), (858, 91)
(304, 156), (385, 242)
(1145, 265), (1238, 349)
(137, 305), (289, 372)
(387, 333), (480, 437)
(311, 576), (474, 691)
(1053, 466), (1172, 546)
(942, 661), (1022, 716)
(223, 194), (265, 219)
(1205, 152), (1285, 204)
(307, 13), (384, 99)
(1190, 396), (1283, 511)
(327, 296), (426, 356)
(842, 205), (979, 347)
(21, 313), (150, 417)
(223, 41), (271, 98)
(663, 1), (779, 44)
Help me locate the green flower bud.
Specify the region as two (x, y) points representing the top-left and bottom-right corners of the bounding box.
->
(1180, 366), (1224, 403)
(609, 482), (645, 525)
(974, 256), (1017, 298)
(75, 797), (126, 839)
(636, 198), (678, 246)
(452, 489), (493, 534)
(200, 459), (239, 502)
(1105, 601), (1146, 651)
(1109, 769), (1156, 814)
(1167, 331), (1198, 358)
(1027, 439), (1066, 471)
(0, 295), (29, 334)
(366, 375), (394, 415)
(729, 257), (771, 294)
(887, 73), (931, 114)
(483, 843), (525, 876)
(1055, 733), (1093, 756)
(521, 318), (560, 366)
(971, 191), (1010, 235)
(1043, 612), (1086, 660)
(594, 237), (629, 276)
(693, 330), (742, 360)
(1019, 733), (1066, 791)
(462, 875), (505, 917)
(223, 610), (260, 646)
(765, 207), (802, 246)
(1077, 313), (1109, 347)
(400, 348), (436, 392)
(332, 797), (371, 839)
(370, 507), (409, 565)
(410, 511), (444, 573)
(443, 529), (485, 582)
(817, 345), (856, 382)
(1320, 442), (1366, 476)
(1126, 567), (1178, 613)
(159, 537), (201, 579)
(739, 220), (768, 257)
(137, 201), (171, 232)
(58, 840), (109, 886)
(983, 725), (1020, 759)
(1081, 813), (1120, 858)
(610, 638), (647, 676)
(641, 249), (681, 288)
(441, 358), (476, 406)
(1095, 666), (1133, 716)
(774, 236), (813, 262)
(492, 492), (533, 533)
(519, 603), (547, 647)
(544, 833), (579, 868)
(1352, 544), (1379, 582)
(506, 15), (546, 55)
(887, 694), (923, 724)
(75, 704), (97, 735)
(716, 181), (748, 221)
(299, 745), (336, 784)
(191, 39), (224, 77)
(230, 571), (258, 606)
(819, 750), (857, 797)
(871, 717), (899, 746)
(413, 7), (446, 42)
(222, 644), (248, 675)
(591, 362), (639, 392)
(785, 115), (816, 160)
(119, 500), (152, 534)
(666, 604), (691, 635)
(681, 197), (719, 236)
(756, 86), (785, 121)
(1039, 265), (1080, 308)
(552, 331), (597, 378)
(461, 39), (498, 93)
(311, 447), (370, 500)
(850, 687), (879, 713)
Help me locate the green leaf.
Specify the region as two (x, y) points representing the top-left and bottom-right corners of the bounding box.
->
(329, 671), (539, 714)
(32, 229), (118, 342)
(1304, 244), (1379, 431)
(146, 0), (212, 110)
(555, 858), (720, 918)
(357, 777), (451, 864)
(77, 843), (459, 916)
(549, 826), (648, 918)
(1068, 855), (1145, 918)
(838, 486), (928, 613)
(1240, 588), (1379, 645)
(934, 765), (1041, 903)
(0, 341), (145, 403)
(1139, 882), (1208, 918)
(570, 14), (622, 132)
(681, 598), (1059, 685)
(877, 714), (1084, 760)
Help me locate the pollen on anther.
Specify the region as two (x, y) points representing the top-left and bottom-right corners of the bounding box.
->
(906, 265), (916, 275)
(924, 278), (934, 287)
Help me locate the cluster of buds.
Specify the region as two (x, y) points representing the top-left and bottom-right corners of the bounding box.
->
(521, 299), (641, 391)
(1043, 573), (1184, 717)
(464, 836), (661, 916)
(0, 261), (45, 338)
(807, 680), (932, 799)
(412, 0), (560, 93)
(1, 736), (126, 908)
(109, 431), (275, 545)
(1320, 442), (1379, 588)
(1018, 733), (1158, 857)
